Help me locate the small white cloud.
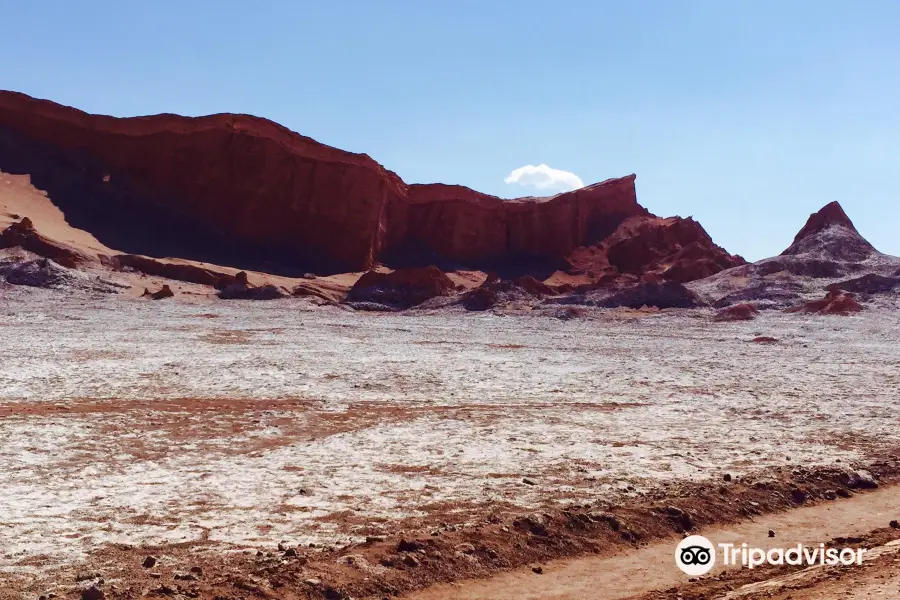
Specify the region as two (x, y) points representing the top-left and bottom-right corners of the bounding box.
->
(504, 164), (584, 193)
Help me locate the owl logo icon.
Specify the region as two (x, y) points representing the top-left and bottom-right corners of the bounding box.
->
(675, 535), (716, 576)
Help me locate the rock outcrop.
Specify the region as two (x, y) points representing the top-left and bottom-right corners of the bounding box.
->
(109, 254), (241, 288)
(563, 215), (745, 284)
(826, 274), (900, 295)
(689, 201), (900, 308)
(0, 91), (653, 274)
(782, 201), (875, 261)
(215, 269), (287, 299)
(0, 217), (87, 267)
(217, 273), (288, 300)
(602, 217), (744, 283)
(1, 256), (75, 288)
(0, 251), (123, 292)
(460, 275), (558, 311)
(713, 303), (760, 322)
(0, 91), (741, 285)
(785, 290), (863, 315)
(142, 284), (174, 300)
(550, 281), (706, 310)
(597, 281), (705, 309)
(398, 179), (646, 267)
(345, 266), (456, 310)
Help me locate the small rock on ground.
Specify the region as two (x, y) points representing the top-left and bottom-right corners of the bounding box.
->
(402, 554), (420, 567)
(80, 585), (104, 600)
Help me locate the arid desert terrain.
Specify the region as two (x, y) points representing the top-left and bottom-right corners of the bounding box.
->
(2, 289), (900, 598)
(1, 92), (900, 599)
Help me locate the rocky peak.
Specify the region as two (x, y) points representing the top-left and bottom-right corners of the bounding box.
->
(790, 202), (857, 244)
(781, 201), (876, 261)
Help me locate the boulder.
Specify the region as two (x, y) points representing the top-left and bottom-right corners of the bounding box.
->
(1, 257), (74, 288)
(461, 285), (499, 311)
(345, 266), (456, 310)
(826, 274), (900, 295)
(218, 281), (287, 300)
(143, 284), (174, 300)
(80, 585), (104, 600)
(713, 303), (760, 322)
(838, 469), (878, 489)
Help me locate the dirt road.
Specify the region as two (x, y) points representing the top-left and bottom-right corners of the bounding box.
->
(409, 484), (900, 600)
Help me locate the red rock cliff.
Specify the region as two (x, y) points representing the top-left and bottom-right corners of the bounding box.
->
(0, 91), (648, 272)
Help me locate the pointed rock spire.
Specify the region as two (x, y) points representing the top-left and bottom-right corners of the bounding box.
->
(781, 201), (876, 260)
(790, 201), (857, 246)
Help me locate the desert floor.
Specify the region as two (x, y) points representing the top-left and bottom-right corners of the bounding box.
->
(1, 289), (899, 598)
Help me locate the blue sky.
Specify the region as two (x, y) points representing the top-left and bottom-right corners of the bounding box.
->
(2, 1), (898, 260)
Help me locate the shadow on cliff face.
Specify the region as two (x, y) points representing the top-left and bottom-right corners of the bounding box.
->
(0, 126), (338, 276)
(380, 239), (573, 280)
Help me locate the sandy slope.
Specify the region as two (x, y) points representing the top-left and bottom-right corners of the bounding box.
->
(0, 169), (361, 300)
(0, 172), (112, 258)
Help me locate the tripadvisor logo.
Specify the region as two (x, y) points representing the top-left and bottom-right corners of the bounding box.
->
(675, 535), (868, 576)
(675, 535), (716, 576)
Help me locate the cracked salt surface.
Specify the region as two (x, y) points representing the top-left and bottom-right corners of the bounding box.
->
(0, 290), (899, 573)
